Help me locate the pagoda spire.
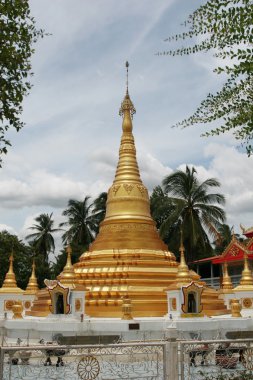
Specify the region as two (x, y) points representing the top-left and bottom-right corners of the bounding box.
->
(57, 245), (76, 287)
(89, 63), (168, 252)
(25, 259), (39, 294)
(176, 230), (192, 283)
(0, 252), (23, 293)
(221, 262), (233, 292)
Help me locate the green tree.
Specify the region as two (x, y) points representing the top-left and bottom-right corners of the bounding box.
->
(0, 230), (32, 289)
(60, 197), (98, 247)
(0, 0), (45, 166)
(160, 0), (253, 155)
(213, 224), (244, 255)
(161, 165), (226, 262)
(26, 213), (60, 263)
(51, 246), (84, 279)
(150, 186), (174, 230)
(92, 192), (107, 233)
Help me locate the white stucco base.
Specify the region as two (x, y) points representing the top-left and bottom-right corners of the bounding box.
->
(1, 310), (253, 345)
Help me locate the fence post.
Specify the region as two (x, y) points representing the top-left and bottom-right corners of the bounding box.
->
(0, 347), (3, 380)
(165, 341), (178, 380)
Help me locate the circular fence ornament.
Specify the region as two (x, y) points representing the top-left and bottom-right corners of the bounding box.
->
(243, 348), (253, 370)
(77, 356), (100, 380)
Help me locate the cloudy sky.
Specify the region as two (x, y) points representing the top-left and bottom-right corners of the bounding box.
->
(1, 0), (252, 254)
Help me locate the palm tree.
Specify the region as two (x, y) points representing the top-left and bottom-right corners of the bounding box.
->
(92, 192), (107, 233)
(26, 213), (60, 263)
(161, 166), (226, 263)
(60, 197), (97, 246)
(150, 186), (174, 230)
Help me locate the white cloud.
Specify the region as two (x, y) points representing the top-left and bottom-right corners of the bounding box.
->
(138, 151), (172, 189)
(1, 0), (251, 244)
(0, 224), (17, 235)
(179, 144), (253, 233)
(0, 170), (106, 209)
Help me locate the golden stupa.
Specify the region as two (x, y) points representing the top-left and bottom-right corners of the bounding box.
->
(0, 253), (23, 294)
(234, 252), (253, 291)
(25, 260), (39, 294)
(28, 63), (228, 317)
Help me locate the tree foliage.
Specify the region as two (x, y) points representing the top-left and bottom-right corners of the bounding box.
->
(0, 0), (44, 166)
(150, 186), (174, 230)
(0, 230), (32, 289)
(160, 165), (226, 262)
(60, 197), (98, 246)
(159, 0), (253, 155)
(92, 192), (107, 234)
(26, 213), (60, 262)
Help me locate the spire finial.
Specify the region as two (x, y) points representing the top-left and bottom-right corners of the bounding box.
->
(25, 257), (38, 294)
(66, 244), (72, 268)
(221, 261), (233, 291)
(126, 61), (129, 93)
(176, 228), (191, 283)
(119, 62), (136, 121)
(231, 226), (236, 241)
(179, 227), (185, 255)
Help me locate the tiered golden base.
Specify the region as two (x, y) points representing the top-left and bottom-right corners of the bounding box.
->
(27, 249), (229, 318)
(26, 288), (51, 317)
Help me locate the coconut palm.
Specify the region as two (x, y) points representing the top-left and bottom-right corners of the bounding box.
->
(150, 186), (174, 230)
(26, 213), (60, 263)
(161, 166), (226, 262)
(60, 197), (97, 246)
(92, 192), (107, 233)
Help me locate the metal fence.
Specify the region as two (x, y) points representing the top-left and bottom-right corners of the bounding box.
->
(201, 275), (241, 289)
(2, 338), (253, 380)
(179, 339), (253, 380)
(0, 342), (167, 380)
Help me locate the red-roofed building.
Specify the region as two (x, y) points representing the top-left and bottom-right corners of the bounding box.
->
(192, 226), (253, 288)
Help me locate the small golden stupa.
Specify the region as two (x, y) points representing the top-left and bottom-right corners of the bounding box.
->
(0, 253), (23, 294)
(234, 252), (253, 292)
(57, 245), (77, 287)
(25, 260), (39, 294)
(221, 262), (233, 293)
(28, 63), (228, 317)
(166, 232), (200, 289)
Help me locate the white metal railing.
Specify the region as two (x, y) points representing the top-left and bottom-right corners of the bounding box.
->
(0, 341), (168, 380)
(201, 274), (241, 289)
(179, 338), (253, 380)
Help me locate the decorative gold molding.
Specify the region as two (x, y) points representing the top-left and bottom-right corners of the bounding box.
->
(24, 301), (31, 309)
(123, 184), (134, 194)
(100, 223), (156, 232)
(243, 298), (252, 308)
(112, 185), (120, 195)
(4, 300), (15, 311)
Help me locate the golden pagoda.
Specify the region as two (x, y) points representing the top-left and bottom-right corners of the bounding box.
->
(57, 245), (77, 287)
(234, 252), (253, 291)
(0, 253), (23, 293)
(74, 63), (178, 317)
(25, 260), (39, 294)
(28, 63), (228, 317)
(221, 262), (233, 293)
(73, 63), (228, 317)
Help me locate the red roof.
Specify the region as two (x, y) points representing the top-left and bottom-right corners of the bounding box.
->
(191, 256), (220, 264)
(192, 237), (253, 265)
